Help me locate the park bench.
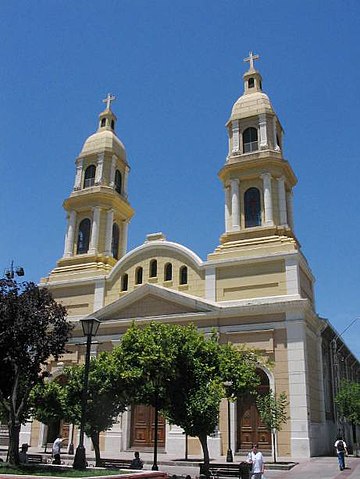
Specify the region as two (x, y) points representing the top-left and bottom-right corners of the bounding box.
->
(200, 462), (251, 479)
(27, 454), (44, 464)
(100, 458), (133, 469)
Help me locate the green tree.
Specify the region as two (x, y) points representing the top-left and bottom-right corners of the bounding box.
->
(119, 322), (260, 475)
(31, 379), (68, 427)
(0, 279), (72, 465)
(256, 390), (289, 463)
(335, 380), (360, 445)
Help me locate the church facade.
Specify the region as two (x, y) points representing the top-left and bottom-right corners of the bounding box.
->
(21, 54), (359, 458)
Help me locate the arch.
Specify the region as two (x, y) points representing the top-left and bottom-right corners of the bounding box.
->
(244, 187), (261, 227)
(149, 259), (157, 278)
(237, 368), (271, 451)
(179, 265), (188, 285)
(83, 165), (96, 188)
(121, 273), (128, 291)
(164, 263), (172, 281)
(243, 127), (258, 153)
(77, 218), (91, 254)
(112, 223), (120, 259)
(115, 170), (122, 194)
(135, 266), (143, 285)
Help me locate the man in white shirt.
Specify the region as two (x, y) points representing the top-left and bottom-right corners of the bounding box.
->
(247, 443), (265, 479)
(334, 436), (348, 471)
(52, 435), (63, 465)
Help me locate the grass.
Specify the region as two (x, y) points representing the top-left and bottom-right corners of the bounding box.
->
(0, 464), (132, 477)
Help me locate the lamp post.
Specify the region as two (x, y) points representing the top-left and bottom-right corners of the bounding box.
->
(152, 384), (159, 471)
(223, 381), (233, 462)
(4, 261), (24, 279)
(73, 317), (100, 470)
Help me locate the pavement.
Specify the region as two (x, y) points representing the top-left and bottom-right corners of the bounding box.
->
(1, 447), (360, 479)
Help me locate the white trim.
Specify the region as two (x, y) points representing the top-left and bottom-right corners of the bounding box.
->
(285, 256), (300, 296)
(94, 279), (105, 311)
(205, 266), (216, 301)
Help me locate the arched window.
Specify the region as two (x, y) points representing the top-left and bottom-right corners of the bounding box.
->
(179, 266), (188, 285)
(84, 165), (96, 188)
(164, 263), (172, 281)
(244, 187), (261, 227)
(101, 118), (106, 127)
(248, 77), (255, 88)
(135, 267), (143, 285)
(149, 259), (157, 278)
(121, 274), (128, 291)
(243, 127), (258, 153)
(77, 218), (91, 254)
(115, 170), (122, 195)
(111, 120), (115, 130)
(111, 223), (120, 259)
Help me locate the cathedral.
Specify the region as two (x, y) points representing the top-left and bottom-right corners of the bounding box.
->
(18, 54), (359, 458)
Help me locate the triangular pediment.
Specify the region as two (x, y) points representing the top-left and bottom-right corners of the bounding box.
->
(93, 283), (218, 321)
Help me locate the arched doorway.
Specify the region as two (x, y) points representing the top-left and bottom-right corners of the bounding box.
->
(130, 404), (165, 449)
(237, 369), (271, 451)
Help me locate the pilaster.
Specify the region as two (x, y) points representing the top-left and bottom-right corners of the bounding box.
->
(260, 172), (274, 226)
(277, 176), (288, 225)
(109, 155), (117, 188)
(224, 185), (231, 232)
(230, 179), (240, 231)
(104, 209), (115, 256)
(73, 158), (83, 190)
(205, 266), (216, 301)
(95, 153), (104, 185)
(259, 114), (268, 149)
(287, 190), (294, 230)
(231, 120), (240, 153)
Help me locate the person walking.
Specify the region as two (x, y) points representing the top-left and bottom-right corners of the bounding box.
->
(52, 435), (63, 465)
(19, 443), (28, 464)
(334, 436), (348, 471)
(246, 443), (265, 479)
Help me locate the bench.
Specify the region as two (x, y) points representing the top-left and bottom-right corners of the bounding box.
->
(100, 458), (133, 469)
(200, 462), (251, 479)
(43, 443), (53, 453)
(27, 454), (44, 464)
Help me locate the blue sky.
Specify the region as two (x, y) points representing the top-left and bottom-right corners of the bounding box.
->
(1, 0), (359, 358)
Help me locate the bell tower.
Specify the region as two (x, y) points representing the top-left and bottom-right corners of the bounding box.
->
(45, 94), (134, 282)
(210, 53), (299, 260)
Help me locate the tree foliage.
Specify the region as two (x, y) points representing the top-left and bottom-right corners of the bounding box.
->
(256, 390), (289, 462)
(335, 379), (360, 443)
(0, 279), (72, 465)
(118, 322), (260, 471)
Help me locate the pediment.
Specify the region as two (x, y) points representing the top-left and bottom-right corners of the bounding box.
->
(94, 283), (218, 321)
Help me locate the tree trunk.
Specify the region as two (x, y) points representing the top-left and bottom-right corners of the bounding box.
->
(272, 430), (277, 463)
(198, 433), (210, 478)
(91, 432), (101, 467)
(352, 421), (357, 444)
(8, 421), (21, 466)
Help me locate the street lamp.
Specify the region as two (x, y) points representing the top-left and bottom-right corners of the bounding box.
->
(4, 260), (24, 279)
(223, 381), (233, 462)
(73, 317), (101, 470)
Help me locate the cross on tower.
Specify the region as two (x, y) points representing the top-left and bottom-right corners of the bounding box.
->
(103, 93), (116, 110)
(244, 51), (259, 70)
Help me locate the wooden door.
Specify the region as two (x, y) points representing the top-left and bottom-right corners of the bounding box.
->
(130, 404), (165, 448)
(237, 369), (271, 451)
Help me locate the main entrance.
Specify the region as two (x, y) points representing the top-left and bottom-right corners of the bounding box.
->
(130, 404), (165, 449)
(237, 369), (271, 451)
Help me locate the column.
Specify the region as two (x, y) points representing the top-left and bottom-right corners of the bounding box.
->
(273, 117), (280, 151)
(231, 120), (240, 153)
(63, 210), (77, 257)
(259, 114), (268, 149)
(95, 153), (104, 185)
(109, 155), (117, 188)
(230, 179), (240, 231)
(261, 172), (274, 226)
(224, 185), (231, 232)
(287, 190), (294, 230)
(277, 176), (288, 225)
(89, 207), (100, 254)
(104, 209), (114, 256)
(73, 158), (83, 190)
(121, 220), (129, 256)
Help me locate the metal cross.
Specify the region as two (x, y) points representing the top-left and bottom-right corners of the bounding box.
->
(103, 93), (116, 110)
(244, 51), (259, 70)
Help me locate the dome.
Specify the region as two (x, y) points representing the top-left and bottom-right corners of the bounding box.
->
(230, 91), (275, 121)
(79, 129), (126, 161)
